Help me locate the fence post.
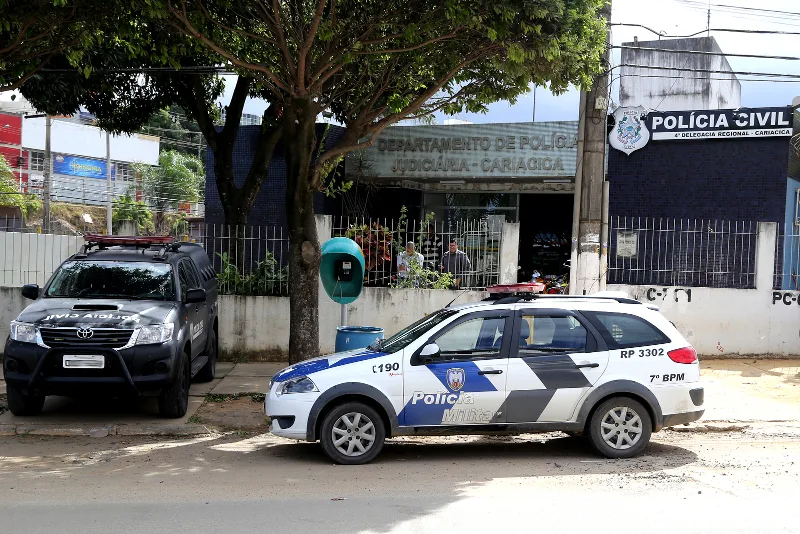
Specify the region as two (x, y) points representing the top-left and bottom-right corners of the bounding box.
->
(315, 214), (333, 246)
(755, 221), (777, 291)
(498, 222), (520, 284)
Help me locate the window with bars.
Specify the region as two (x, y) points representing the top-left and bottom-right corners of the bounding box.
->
(30, 151), (45, 171)
(115, 162), (134, 182)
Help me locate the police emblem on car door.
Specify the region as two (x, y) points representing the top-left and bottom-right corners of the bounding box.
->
(400, 312), (511, 426)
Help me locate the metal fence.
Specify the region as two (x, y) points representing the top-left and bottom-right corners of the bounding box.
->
(607, 217), (758, 289)
(775, 223), (800, 291)
(0, 231), (85, 286)
(332, 216), (502, 289)
(199, 224), (289, 296)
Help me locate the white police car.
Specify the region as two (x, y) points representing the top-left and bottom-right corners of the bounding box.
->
(265, 287), (704, 464)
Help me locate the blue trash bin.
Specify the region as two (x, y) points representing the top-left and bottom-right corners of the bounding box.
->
(335, 326), (384, 352)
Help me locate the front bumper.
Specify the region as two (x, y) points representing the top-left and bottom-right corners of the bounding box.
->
(3, 338), (182, 396)
(264, 383), (320, 441)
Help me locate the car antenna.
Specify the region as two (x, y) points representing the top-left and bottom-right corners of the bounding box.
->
(445, 289), (468, 308)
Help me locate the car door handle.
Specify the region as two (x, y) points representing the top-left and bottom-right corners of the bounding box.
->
(576, 362), (599, 368)
(478, 370), (503, 375)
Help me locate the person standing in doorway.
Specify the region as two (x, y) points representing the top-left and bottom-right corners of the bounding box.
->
(440, 239), (471, 288)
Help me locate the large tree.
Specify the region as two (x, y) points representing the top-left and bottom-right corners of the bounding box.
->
(18, 0), (607, 362)
(155, 0), (607, 361)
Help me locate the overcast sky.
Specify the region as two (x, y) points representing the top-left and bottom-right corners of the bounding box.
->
(225, 0), (800, 124)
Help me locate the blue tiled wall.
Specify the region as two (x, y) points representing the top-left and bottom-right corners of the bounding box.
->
(205, 124), (346, 227)
(608, 137), (790, 222)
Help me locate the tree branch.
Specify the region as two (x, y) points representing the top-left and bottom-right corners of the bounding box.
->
(218, 76), (253, 146)
(297, 0), (328, 93)
(167, 0), (290, 95)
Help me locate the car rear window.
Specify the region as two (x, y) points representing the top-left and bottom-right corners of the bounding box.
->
(582, 311), (670, 349)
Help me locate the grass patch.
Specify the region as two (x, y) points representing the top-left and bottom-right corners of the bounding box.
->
(204, 392), (266, 404)
(187, 414), (203, 424)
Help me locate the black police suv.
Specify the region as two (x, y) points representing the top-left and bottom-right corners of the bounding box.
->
(3, 235), (218, 418)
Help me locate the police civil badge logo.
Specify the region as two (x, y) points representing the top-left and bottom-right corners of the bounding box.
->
(609, 106), (650, 155)
(446, 368), (465, 391)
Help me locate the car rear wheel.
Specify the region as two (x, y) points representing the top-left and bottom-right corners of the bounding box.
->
(320, 402), (385, 465)
(588, 397), (652, 459)
(7, 384), (45, 416)
(158, 351), (190, 418)
(195, 330), (217, 383)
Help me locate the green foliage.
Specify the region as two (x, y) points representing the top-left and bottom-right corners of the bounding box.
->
(0, 155), (41, 217)
(216, 252), (288, 297)
(391, 261), (455, 290)
(112, 194), (153, 234)
(132, 150), (203, 233)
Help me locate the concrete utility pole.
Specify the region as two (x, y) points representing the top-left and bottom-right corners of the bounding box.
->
(106, 131), (112, 235)
(571, 0), (612, 295)
(43, 115), (52, 233)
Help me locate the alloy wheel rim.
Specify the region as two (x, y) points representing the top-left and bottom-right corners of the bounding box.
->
(600, 406), (643, 450)
(332, 412), (376, 457)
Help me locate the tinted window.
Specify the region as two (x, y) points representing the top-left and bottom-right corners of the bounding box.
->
(178, 261), (193, 301)
(434, 315), (507, 358)
(46, 261), (174, 300)
(518, 315), (588, 354)
(583, 311), (669, 348)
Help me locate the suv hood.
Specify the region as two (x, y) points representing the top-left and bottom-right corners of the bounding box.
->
(16, 299), (176, 328)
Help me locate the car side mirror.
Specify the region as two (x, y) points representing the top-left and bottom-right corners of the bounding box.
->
(412, 343), (441, 365)
(185, 288), (206, 304)
(22, 284), (39, 300)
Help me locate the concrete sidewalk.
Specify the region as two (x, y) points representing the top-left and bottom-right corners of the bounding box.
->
(1, 359), (799, 436)
(0, 361), (288, 436)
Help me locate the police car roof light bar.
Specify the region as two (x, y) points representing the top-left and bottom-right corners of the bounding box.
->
(81, 234), (177, 254)
(484, 284), (642, 305)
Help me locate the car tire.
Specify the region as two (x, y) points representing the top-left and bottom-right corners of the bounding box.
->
(158, 350), (191, 418)
(320, 402), (386, 465)
(588, 397), (652, 459)
(7, 385), (45, 416)
(195, 329), (217, 383)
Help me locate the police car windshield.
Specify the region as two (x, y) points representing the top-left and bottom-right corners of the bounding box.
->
(371, 309), (458, 353)
(46, 261), (175, 300)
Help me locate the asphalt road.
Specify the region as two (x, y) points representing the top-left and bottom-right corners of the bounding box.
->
(1, 425), (800, 534)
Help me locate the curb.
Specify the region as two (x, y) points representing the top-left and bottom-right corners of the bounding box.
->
(6, 423), (212, 438)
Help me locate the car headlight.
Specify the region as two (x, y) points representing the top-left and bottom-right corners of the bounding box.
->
(276, 376), (318, 396)
(10, 321), (37, 344)
(136, 323), (175, 345)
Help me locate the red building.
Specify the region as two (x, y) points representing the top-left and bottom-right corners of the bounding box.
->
(0, 112), (28, 191)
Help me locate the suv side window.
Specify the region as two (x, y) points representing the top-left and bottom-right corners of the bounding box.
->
(518, 315), (588, 355)
(582, 311), (670, 349)
(185, 259), (202, 288)
(433, 315), (508, 360)
(178, 261), (196, 301)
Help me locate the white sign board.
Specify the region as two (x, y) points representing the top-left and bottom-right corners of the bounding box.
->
(616, 231), (638, 258)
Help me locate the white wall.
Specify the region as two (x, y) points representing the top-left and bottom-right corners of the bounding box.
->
(22, 118), (159, 165)
(607, 285), (800, 357)
(218, 287), (487, 358)
(0, 232), (84, 286)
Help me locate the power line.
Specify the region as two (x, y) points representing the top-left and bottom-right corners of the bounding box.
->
(675, 0), (800, 18)
(617, 63), (800, 80)
(610, 22), (800, 38)
(613, 45), (800, 62)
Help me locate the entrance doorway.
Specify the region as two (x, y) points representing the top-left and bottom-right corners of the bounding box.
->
(518, 194), (573, 283)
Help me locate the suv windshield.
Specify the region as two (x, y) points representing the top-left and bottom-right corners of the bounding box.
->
(46, 261), (175, 300)
(369, 308), (458, 353)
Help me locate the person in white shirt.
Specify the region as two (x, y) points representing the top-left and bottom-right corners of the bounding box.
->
(397, 241), (424, 281)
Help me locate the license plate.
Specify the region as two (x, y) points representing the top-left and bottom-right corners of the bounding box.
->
(63, 355), (105, 369)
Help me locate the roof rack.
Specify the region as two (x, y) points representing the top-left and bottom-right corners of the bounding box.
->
(79, 234), (182, 258)
(483, 284), (641, 305)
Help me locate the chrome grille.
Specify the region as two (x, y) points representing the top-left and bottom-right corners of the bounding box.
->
(39, 327), (134, 349)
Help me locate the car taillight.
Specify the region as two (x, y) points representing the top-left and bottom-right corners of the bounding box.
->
(668, 346), (697, 364)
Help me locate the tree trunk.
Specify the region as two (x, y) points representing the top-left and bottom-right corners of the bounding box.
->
(214, 149), (250, 271)
(284, 98), (321, 363)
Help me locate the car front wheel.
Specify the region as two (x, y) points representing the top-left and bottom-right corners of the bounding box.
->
(158, 351), (190, 418)
(588, 397), (652, 459)
(320, 402), (385, 465)
(7, 384), (45, 416)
